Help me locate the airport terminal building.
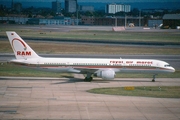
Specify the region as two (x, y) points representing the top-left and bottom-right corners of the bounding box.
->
(1, 14), (180, 28)
(163, 14), (180, 29)
(0, 16), (79, 25)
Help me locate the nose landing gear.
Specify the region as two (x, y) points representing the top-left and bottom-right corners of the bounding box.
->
(152, 74), (157, 82)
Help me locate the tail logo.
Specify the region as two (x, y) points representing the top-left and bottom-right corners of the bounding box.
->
(12, 38), (31, 56)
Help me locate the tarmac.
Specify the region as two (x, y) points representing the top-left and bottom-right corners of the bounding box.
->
(0, 76), (180, 120)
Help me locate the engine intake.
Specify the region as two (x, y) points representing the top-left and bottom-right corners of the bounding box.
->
(96, 70), (115, 80)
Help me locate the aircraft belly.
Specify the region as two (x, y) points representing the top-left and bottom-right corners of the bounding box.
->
(40, 67), (80, 73)
(120, 68), (171, 73)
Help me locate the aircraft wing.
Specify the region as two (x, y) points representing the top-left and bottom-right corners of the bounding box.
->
(74, 67), (99, 74)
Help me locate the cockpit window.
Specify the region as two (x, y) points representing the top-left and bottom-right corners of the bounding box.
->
(164, 64), (171, 67)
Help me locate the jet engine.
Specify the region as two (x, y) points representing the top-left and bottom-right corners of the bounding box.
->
(95, 70), (115, 80)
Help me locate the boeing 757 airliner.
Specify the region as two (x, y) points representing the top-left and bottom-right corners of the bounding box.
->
(6, 31), (175, 82)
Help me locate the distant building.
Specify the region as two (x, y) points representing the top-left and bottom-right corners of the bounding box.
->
(106, 4), (116, 14)
(0, 17), (28, 24)
(81, 16), (94, 25)
(81, 16), (145, 26)
(27, 18), (39, 25)
(27, 17), (78, 25)
(0, 16), (79, 25)
(65, 0), (77, 13)
(148, 19), (162, 27)
(163, 14), (180, 29)
(106, 4), (131, 14)
(14, 2), (22, 13)
(52, 0), (61, 14)
(124, 5), (131, 12)
(80, 5), (94, 12)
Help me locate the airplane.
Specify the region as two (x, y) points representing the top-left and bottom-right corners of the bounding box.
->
(6, 31), (175, 82)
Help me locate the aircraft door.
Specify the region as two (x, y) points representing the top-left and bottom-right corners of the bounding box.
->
(156, 62), (159, 69)
(37, 59), (40, 68)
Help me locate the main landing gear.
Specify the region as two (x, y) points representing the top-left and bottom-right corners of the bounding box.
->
(84, 73), (93, 82)
(152, 74), (157, 82)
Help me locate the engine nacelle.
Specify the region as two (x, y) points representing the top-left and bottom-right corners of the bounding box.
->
(96, 70), (115, 80)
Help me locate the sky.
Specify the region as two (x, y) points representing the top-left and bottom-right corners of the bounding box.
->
(0, 0), (179, 9)
(1, 0), (180, 2)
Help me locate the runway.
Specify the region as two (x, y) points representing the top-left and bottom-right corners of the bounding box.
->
(0, 77), (180, 120)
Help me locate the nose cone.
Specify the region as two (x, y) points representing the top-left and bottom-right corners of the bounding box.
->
(171, 67), (175, 72)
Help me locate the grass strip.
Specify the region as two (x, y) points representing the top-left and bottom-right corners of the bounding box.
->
(1, 40), (180, 55)
(87, 86), (180, 98)
(0, 63), (73, 78)
(0, 28), (180, 43)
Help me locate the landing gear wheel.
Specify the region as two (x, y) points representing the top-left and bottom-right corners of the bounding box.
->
(84, 77), (93, 82)
(84, 73), (93, 82)
(152, 74), (157, 82)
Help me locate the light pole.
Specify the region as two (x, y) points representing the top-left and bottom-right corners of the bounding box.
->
(76, 5), (78, 25)
(115, 17), (117, 27)
(125, 14), (127, 28)
(139, 9), (141, 27)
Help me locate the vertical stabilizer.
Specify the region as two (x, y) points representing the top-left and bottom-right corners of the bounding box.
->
(6, 31), (40, 59)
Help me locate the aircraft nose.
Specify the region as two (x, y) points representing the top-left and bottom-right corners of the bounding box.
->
(171, 67), (175, 72)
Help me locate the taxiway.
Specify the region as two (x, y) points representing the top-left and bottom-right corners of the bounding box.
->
(0, 77), (180, 120)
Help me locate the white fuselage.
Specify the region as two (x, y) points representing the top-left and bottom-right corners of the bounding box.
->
(11, 57), (175, 74)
